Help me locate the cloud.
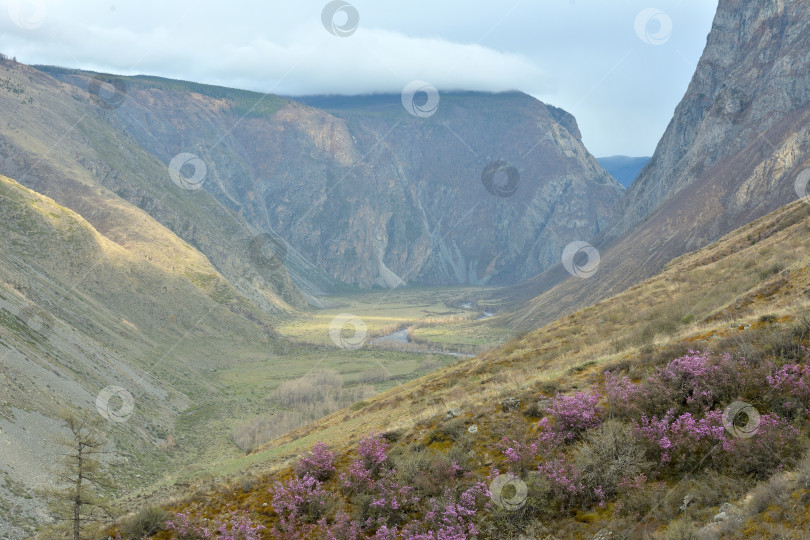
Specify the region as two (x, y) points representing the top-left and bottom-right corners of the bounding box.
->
(0, 2), (547, 97)
(0, 0), (719, 156)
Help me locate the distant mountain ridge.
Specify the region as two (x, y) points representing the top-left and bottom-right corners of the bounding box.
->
(38, 65), (624, 289)
(597, 155), (651, 188)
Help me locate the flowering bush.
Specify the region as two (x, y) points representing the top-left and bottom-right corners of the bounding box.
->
(539, 456), (585, 510)
(603, 371), (642, 418)
(271, 473), (334, 535)
(165, 510), (264, 540)
(295, 441), (336, 480)
(497, 437), (538, 473)
(357, 433), (390, 473)
(399, 482), (490, 539)
(634, 409), (725, 468)
(539, 389), (602, 445)
(166, 511), (214, 539)
(340, 434), (391, 494)
(319, 511), (362, 540)
(639, 351), (772, 417)
(363, 474), (420, 527)
(723, 413), (803, 479)
(215, 511), (266, 540)
(767, 362), (810, 417)
(642, 351), (718, 414)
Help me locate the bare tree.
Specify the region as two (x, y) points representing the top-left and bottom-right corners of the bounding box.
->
(47, 409), (116, 540)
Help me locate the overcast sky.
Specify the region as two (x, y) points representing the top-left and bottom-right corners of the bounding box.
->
(0, 0), (718, 156)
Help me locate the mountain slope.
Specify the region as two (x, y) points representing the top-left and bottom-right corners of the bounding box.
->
(36, 66), (624, 288)
(609, 0), (810, 240)
(0, 173), (288, 537)
(496, 0), (810, 329)
(0, 59), (306, 312)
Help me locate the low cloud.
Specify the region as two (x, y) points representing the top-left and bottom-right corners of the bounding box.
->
(0, 4), (547, 97)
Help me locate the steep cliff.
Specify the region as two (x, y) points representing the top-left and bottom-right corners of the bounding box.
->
(609, 0), (810, 240)
(35, 68), (623, 289)
(502, 0), (810, 329)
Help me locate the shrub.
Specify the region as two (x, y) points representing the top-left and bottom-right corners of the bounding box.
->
(271, 474), (334, 526)
(538, 456), (585, 510)
(497, 437), (539, 474)
(393, 448), (463, 497)
(215, 511), (266, 540)
(767, 361), (810, 417)
(723, 413), (803, 479)
(663, 517), (699, 540)
(349, 471), (419, 528)
(357, 433), (390, 474)
(437, 418), (467, 441)
(295, 442), (336, 481)
(122, 505), (171, 538)
(166, 510), (265, 540)
(747, 473), (792, 515)
(603, 371), (641, 419)
(538, 389), (602, 445)
(796, 451), (810, 489)
(574, 420), (651, 499)
(166, 511), (214, 540)
(399, 482), (490, 539)
(319, 511), (361, 540)
(634, 409), (725, 469)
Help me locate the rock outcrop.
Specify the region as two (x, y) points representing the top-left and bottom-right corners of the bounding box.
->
(502, 0), (810, 329)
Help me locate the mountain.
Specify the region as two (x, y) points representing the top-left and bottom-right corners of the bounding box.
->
(596, 155), (650, 188)
(499, 0), (810, 329)
(0, 173), (286, 538)
(35, 67), (624, 288)
(607, 0), (810, 242)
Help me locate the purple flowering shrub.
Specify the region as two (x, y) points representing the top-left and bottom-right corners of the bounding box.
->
(497, 437), (538, 474)
(537, 389), (602, 445)
(767, 361), (810, 417)
(168, 347), (810, 539)
(320, 511), (362, 540)
(634, 409), (726, 468)
(166, 510), (264, 540)
(271, 473), (334, 536)
(722, 413), (803, 478)
(639, 351), (772, 417)
(398, 483), (490, 539)
(604, 371), (642, 418)
(538, 456), (585, 510)
(295, 441), (336, 480)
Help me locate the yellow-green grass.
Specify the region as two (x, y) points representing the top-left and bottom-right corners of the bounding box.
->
(409, 319), (507, 347)
(278, 286), (496, 346)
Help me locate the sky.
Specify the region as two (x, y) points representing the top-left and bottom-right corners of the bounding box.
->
(0, 0), (719, 157)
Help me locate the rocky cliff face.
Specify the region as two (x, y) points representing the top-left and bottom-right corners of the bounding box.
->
(36, 68), (623, 289)
(502, 0), (810, 329)
(608, 0), (810, 240)
(240, 92), (622, 288)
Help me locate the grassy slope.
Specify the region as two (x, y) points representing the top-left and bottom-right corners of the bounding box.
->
(0, 172), (289, 534)
(0, 172), (475, 536)
(0, 60), (303, 316)
(130, 197), (810, 536)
